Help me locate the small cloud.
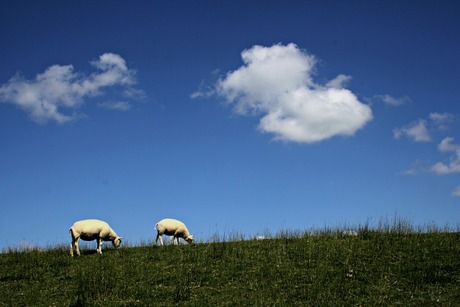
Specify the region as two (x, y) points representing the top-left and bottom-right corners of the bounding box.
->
(195, 43), (373, 143)
(191, 86), (215, 99)
(401, 169), (419, 175)
(393, 112), (456, 143)
(399, 138), (460, 176)
(123, 88), (147, 101)
(393, 119), (431, 142)
(98, 101), (132, 111)
(452, 186), (460, 197)
(431, 137), (460, 175)
(431, 162), (460, 175)
(325, 74), (352, 89)
(0, 53), (143, 124)
(438, 137), (460, 153)
(401, 167), (423, 176)
(190, 91), (203, 99)
(399, 159), (429, 176)
(429, 112), (456, 131)
(396, 114), (460, 198)
(191, 70), (220, 99)
(430, 112), (454, 123)
(372, 94), (411, 106)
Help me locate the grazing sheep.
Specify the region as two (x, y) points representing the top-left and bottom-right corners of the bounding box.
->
(342, 230), (358, 236)
(155, 218), (194, 246)
(69, 219), (122, 256)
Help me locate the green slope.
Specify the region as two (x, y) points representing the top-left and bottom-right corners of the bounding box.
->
(1, 229), (460, 305)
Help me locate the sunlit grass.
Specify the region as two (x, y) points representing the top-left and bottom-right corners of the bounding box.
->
(1, 218), (460, 305)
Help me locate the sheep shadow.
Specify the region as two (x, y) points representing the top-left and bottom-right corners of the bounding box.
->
(73, 248), (120, 256)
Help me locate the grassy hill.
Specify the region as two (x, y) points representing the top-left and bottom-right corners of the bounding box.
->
(1, 224), (460, 305)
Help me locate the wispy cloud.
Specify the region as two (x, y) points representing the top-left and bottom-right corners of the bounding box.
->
(429, 112), (455, 130)
(430, 112), (454, 123)
(325, 74), (353, 89)
(393, 112), (456, 143)
(452, 186), (460, 197)
(193, 43), (373, 143)
(371, 94), (411, 106)
(396, 113), (458, 179)
(191, 71), (220, 99)
(400, 160), (428, 175)
(431, 137), (460, 175)
(393, 119), (431, 142)
(0, 53), (142, 124)
(438, 137), (460, 153)
(97, 101), (132, 111)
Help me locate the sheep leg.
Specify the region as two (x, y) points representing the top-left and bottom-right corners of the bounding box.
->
(156, 234), (164, 246)
(97, 238), (103, 254)
(74, 238), (81, 256)
(70, 230), (78, 256)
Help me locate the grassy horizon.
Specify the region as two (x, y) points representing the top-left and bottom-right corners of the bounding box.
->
(1, 220), (460, 305)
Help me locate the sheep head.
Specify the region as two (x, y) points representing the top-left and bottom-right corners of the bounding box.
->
(112, 237), (123, 248)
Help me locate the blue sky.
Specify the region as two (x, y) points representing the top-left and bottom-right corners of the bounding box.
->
(1, 1), (460, 250)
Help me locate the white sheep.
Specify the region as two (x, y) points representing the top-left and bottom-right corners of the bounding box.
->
(69, 219), (122, 256)
(154, 218), (194, 246)
(342, 230), (358, 236)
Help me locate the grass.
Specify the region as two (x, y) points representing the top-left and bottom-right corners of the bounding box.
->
(1, 221), (460, 305)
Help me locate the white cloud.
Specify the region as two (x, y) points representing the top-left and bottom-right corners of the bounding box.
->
(200, 43), (373, 143)
(429, 112), (455, 131)
(438, 137), (460, 153)
(396, 114), (460, 199)
(325, 74), (352, 89)
(0, 53), (139, 124)
(431, 137), (460, 175)
(400, 160), (428, 175)
(399, 136), (460, 177)
(393, 119), (431, 142)
(123, 88), (147, 101)
(394, 112), (456, 144)
(401, 168), (420, 175)
(430, 112), (454, 123)
(191, 69), (220, 99)
(431, 162), (454, 175)
(452, 186), (460, 197)
(97, 101), (132, 111)
(372, 94), (411, 106)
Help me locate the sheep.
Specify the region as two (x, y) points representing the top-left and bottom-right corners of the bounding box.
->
(154, 218), (194, 246)
(342, 230), (358, 236)
(69, 219), (122, 256)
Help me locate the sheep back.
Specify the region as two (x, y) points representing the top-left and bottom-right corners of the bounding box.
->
(70, 219), (118, 241)
(156, 218), (190, 237)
